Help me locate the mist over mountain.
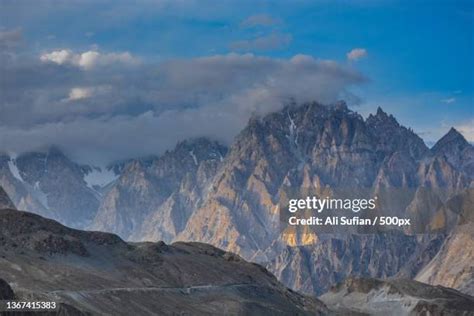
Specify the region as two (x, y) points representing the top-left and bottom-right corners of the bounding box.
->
(1, 102), (473, 301)
(0, 148), (120, 229)
(1, 1), (473, 314)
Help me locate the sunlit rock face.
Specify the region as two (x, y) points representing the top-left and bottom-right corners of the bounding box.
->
(3, 102), (473, 297)
(175, 102), (473, 295)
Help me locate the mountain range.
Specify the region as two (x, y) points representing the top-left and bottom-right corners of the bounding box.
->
(0, 192), (473, 315)
(1, 101), (472, 301)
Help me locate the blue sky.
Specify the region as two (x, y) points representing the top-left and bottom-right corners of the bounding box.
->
(0, 0), (473, 162)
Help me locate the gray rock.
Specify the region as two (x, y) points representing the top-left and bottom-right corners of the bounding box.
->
(0, 209), (327, 315)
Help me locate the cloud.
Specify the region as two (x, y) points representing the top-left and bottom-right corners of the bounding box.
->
(347, 48), (367, 61)
(455, 119), (474, 142)
(63, 86), (113, 102)
(40, 49), (139, 70)
(240, 14), (281, 28)
(440, 97), (456, 104)
(67, 87), (94, 101)
(40, 49), (73, 65)
(1, 52), (366, 164)
(230, 33), (292, 51)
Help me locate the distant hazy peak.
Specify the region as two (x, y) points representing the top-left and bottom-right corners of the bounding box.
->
(432, 127), (470, 153)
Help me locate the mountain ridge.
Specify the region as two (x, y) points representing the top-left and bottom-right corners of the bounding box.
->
(1, 102), (472, 299)
(0, 207), (327, 315)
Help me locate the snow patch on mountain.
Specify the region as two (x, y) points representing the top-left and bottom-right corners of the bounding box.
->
(287, 111), (298, 145)
(7, 158), (24, 182)
(32, 181), (49, 209)
(189, 150), (198, 166)
(84, 167), (119, 189)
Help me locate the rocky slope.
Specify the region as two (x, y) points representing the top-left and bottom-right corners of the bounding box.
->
(320, 277), (474, 315)
(174, 102), (472, 295)
(0, 185), (15, 209)
(177, 103), (441, 254)
(266, 233), (445, 296)
(178, 102), (404, 258)
(432, 127), (474, 177)
(90, 138), (227, 241)
(0, 147), (120, 229)
(1, 102), (472, 299)
(415, 189), (474, 296)
(0, 208), (327, 315)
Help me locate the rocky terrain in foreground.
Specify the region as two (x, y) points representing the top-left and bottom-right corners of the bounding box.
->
(320, 277), (474, 315)
(0, 186), (15, 209)
(1, 205), (474, 315)
(0, 208), (326, 315)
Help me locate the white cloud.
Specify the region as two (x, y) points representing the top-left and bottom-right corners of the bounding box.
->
(3, 53), (366, 163)
(240, 14), (281, 28)
(77, 51), (100, 69)
(440, 97), (456, 104)
(66, 87), (94, 101)
(455, 119), (474, 142)
(347, 48), (367, 61)
(63, 86), (112, 102)
(40, 49), (73, 65)
(40, 49), (139, 70)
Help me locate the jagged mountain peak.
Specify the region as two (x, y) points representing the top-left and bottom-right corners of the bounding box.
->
(0, 145), (102, 229)
(367, 106), (400, 127)
(430, 127), (474, 178)
(92, 136), (229, 241)
(366, 107), (429, 159)
(244, 101), (362, 137)
(432, 127), (470, 153)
